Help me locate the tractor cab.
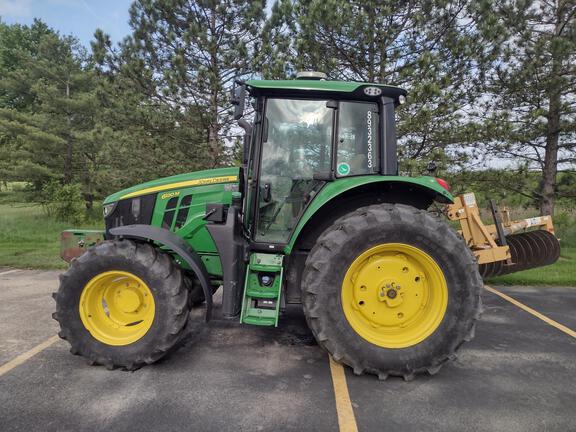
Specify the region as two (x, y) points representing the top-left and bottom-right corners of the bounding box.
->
(233, 73), (407, 247)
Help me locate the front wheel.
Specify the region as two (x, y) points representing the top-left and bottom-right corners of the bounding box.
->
(52, 240), (189, 370)
(301, 204), (482, 380)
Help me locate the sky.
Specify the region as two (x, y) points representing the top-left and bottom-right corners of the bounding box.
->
(0, 0), (133, 47)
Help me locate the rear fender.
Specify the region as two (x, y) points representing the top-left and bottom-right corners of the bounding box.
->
(285, 175), (453, 254)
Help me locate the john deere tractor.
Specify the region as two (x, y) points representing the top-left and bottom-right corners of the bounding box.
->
(53, 72), (560, 379)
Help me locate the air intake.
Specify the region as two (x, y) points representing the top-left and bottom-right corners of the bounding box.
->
(296, 71), (327, 80)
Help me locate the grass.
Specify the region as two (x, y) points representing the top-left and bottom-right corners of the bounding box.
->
(0, 199), (574, 286)
(0, 203), (103, 269)
(486, 247), (575, 286)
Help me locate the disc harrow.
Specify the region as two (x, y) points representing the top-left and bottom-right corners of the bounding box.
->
(479, 230), (561, 277)
(446, 192), (561, 279)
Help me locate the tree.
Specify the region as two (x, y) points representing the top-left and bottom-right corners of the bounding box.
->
(88, 69), (213, 191)
(94, 0), (266, 166)
(0, 23), (102, 208)
(476, 0), (576, 215)
(259, 0), (502, 174)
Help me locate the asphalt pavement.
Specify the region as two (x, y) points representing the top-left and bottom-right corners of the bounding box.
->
(0, 268), (574, 432)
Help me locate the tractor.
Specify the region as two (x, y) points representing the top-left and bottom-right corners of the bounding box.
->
(53, 72), (560, 380)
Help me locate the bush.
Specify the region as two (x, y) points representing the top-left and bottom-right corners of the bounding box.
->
(554, 211), (576, 248)
(40, 181), (85, 224)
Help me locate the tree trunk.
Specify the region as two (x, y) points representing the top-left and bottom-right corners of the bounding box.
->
(209, 96), (219, 166)
(63, 79), (73, 184)
(540, 105), (559, 216)
(538, 7), (563, 216)
(83, 164), (93, 210)
(208, 8), (220, 166)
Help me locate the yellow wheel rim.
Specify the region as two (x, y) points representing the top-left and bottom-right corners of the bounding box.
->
(341, 243), (448, 349)
(79, 271), (155, 346)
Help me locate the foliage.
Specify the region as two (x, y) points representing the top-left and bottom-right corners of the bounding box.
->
(259, 0), (502, 173)
(93, 0), (266, 165)
(447, 169), (576, 211)
(40, 181), (86, 224)
(470, 0), (576, 215)
(0, 1), (574, 220)
(0, 20), (104, 209)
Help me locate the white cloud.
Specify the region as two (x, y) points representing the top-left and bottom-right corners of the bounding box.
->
(0, 0), (32, 18)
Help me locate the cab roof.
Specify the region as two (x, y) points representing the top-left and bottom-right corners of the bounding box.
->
(245, 79), (407, 102)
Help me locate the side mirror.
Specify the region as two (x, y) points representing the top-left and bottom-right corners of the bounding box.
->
(231, 81), (246, 120)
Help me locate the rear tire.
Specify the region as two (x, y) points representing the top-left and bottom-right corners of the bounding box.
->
(52, 239), (189, 370)
(301, 204), (482, 380)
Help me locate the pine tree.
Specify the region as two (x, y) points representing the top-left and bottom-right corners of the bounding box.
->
(477, 0), (576, 215)
(260, 0), (499, 174)
(94, 0), (266, 166)
(0, 23), (102, 207)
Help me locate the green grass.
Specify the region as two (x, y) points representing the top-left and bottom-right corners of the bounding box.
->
(0, 203), (103, 269)
(0, 200), (574, 286)
(486, 247), (576, 286)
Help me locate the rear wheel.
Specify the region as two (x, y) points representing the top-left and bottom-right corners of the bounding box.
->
(301, 204), (482, 380)
(53, 240), (189, 370)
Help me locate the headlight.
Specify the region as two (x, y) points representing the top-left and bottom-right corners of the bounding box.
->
(103, 202), (117, 218)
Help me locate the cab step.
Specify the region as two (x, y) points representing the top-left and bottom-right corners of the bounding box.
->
(240, 253), (284, 327)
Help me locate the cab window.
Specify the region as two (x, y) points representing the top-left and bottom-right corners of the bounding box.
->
(336, 102), (379, 176)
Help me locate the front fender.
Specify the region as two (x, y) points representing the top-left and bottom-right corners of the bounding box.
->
(109, 224), (213, 321)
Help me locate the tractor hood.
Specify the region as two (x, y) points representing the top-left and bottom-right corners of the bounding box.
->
(103, 167), (240, 204)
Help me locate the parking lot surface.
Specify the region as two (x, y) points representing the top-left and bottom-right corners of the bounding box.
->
(0, 268), (575, 432)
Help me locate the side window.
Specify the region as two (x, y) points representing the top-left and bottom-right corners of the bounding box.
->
(336, 102), (379, 176)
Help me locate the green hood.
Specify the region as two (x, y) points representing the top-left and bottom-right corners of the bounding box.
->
(103, 167), (240, 204)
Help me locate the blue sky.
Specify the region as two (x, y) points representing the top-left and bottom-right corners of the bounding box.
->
(0, 0), (133, 47)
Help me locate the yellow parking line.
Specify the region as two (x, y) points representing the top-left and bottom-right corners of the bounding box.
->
(0, 335), (59, 377)
(329, 356), (359, 432)
(485, 285), (576, 338)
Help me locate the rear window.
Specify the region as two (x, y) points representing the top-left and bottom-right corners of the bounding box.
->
(336, 102), (379, 177)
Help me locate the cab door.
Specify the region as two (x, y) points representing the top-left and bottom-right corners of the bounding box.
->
(254, 98), (334, 244)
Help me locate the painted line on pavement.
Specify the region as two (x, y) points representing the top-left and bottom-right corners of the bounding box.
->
(329, 356), (359, 432)
(485, 285), (576, 338)
(0, 335), (59, 378)
(0, 269), (22, 276)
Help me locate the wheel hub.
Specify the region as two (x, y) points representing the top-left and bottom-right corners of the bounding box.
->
(377, 279), (403, 307)
(341, 243), (448, 348)
(115, 288), (142, 313)
(79, 271), (155, 346)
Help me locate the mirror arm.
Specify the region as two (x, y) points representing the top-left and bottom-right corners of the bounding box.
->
(238, 118), (252, 135)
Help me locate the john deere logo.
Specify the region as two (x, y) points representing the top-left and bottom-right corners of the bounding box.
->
(160, 191), (180, 200)
(337, 162), (351, 176)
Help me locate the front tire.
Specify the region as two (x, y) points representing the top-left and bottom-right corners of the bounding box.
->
(301, 204), (482, 380)
(52, 239), (189, 370)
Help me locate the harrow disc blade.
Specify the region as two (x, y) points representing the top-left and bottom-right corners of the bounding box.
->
(478, 230), (561, 278)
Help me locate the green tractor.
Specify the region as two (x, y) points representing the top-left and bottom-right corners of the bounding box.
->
(53, 72), (557, 379)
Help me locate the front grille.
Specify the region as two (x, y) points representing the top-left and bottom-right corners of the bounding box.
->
(105, 193), (156, 237)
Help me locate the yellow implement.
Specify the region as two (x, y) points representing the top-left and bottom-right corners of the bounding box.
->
(446, 193), (560, 277)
